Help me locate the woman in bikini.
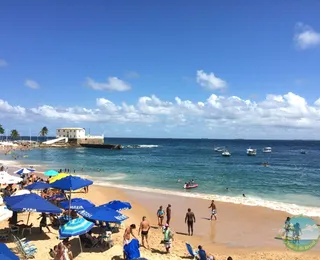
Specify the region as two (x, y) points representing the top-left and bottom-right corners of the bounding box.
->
(157, 206), (165, 226)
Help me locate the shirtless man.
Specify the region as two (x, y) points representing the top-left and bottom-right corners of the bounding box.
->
(123, 224), (137, 258)
(138, 216), (150, 248)
(166, 204), (172, 225)
(185, 208), (196, 236)
(208, 200), (217, 220)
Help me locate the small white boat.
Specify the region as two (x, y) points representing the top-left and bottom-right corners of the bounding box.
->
(263, 147), (272, 153)
(247, 148), (257, 156)
(214, 147), (224, 152)
(222, 150), (231, 157)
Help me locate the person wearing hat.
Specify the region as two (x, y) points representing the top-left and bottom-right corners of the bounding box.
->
(162, 223), (174, 253)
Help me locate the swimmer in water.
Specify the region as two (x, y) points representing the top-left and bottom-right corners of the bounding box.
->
(242, 193), (246, 197)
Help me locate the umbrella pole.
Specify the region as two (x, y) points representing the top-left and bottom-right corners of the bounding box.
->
(78, 237), (83, 252)
(26, 212), (31, 225)
(68, 189), (71, 219)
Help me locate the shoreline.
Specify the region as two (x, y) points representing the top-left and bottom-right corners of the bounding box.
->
(2, 156), (320, 218)
(1, 158), (320, 258)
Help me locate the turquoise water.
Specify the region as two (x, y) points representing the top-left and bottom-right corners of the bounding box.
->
(2, 138), (320, 216)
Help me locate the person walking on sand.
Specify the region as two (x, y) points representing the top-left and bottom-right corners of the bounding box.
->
(157, 206), (165, 227)
(38, 212), (51, 233)
(208, 200), (217, 221)
(185, 208), (196, 236)
(138, 216), (150, 248)
(166, 204), (172, 225)
(162, 223), (174, 253)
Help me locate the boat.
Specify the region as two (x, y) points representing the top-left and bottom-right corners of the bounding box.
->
(247, 148), (257, 156)
(184, 183), (198, 189)
(263, 147), (272, 153)
(214, 147), (224, 152)
(300, 149), (306, 154)
(222, 150), (231, 157)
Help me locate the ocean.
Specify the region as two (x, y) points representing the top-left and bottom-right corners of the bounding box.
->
(2, 138), (320, 217)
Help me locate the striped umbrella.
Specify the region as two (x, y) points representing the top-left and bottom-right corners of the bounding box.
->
(59, 217), (94, 237)
(14, 168), (35, 175)
(59, 218), (94, 252)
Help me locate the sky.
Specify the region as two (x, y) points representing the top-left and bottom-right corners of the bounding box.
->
(1, 0), (320, 139)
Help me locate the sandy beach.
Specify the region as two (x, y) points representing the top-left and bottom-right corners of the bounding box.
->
(1, 158), (320, 260)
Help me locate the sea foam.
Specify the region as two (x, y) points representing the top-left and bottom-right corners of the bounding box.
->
(93, 180), (320, 217)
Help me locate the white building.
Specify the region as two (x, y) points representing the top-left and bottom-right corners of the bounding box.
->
(56, 128), (86, 139)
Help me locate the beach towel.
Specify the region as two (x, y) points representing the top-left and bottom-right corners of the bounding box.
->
(124, 238), (140, 260)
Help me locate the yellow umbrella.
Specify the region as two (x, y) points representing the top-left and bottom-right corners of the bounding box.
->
(49, 173), (71, 183)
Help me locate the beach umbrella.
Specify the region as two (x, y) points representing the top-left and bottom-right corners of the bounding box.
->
(59, 218), (94, 252)
(44, 170), (59, 177)
(0, 171), (23, 184)
(60, 198), (95, 211)
(78, 206), (128, 223)
(24, 181), (51, 191)
(11, 189), (31, 197)
(0, 205), (13, 222)
(0, 243), (19, 260)
(101, 200), (132, 211)
(4, 193), (62, 224)
(14, 168), (35, 175)
(50, 175), (93, 217)
(48, 173), (71, 183)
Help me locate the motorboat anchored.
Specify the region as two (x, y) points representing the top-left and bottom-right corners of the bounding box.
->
(247, 148), (257, 156)
(263, 147), (272, 153)
(222, 150), (231, 157)
(214, 146), (224, 152)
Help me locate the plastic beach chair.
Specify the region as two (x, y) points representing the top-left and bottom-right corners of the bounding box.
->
(186, 243), (198, 258)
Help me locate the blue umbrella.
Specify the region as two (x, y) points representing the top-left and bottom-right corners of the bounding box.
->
(50, 176), (93, 191)
(25, 181), (51, 191)
(60, 198), (95, 211)
(59, 218), (94, 237)
(78, 206), (128, 223)
(0, 243), (19, 260)
(59, 217), (94, 252)
(4, 193), (62, 214)
(44, 170), (59, 177)
(101, 200), (132, 211)
(14, 168), (35, 175)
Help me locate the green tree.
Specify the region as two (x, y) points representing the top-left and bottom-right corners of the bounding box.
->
(0, 124), (4, 140)
(39, 126), (48, 137)
(10, 129), (20, 140)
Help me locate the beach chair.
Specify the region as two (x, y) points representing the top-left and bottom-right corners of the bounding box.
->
(13, 234), (37, 259)
(186, 243), (198, 259)
(21, 226), (32, 236)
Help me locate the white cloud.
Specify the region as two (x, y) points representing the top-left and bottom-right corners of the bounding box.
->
(302, 224), (318, 232)
(3, 91), (320, 138)
(0, 59), (8, 67)
(25, 79), (40, 89)
(85, 77), (131, 91)
(196, 70), (227, 90)
(294, 23), (320, 50)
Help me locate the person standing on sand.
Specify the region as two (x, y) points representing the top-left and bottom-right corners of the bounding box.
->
(208, 200), (217, 221)
(123, 224), (137, 259)
(166, 204), (171, 225)
(162, 223), (174, 253)
(138, 216), (150, 248)
(185, 208), (196, 236)
(157, 206), (165, 226)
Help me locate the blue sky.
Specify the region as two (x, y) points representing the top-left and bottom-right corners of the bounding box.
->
(1, 1), (320, 138)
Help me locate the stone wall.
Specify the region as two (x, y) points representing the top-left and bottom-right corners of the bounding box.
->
(77, 137), (104, 145)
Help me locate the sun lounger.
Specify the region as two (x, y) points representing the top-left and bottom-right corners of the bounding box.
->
(13, 234), (37, 259)
(186, 243), (198, 259)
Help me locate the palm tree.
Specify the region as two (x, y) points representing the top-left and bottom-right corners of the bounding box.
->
(10, 129), (20, 140)
(39, 126), (48, 138)
(0, 124), (4, 140)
